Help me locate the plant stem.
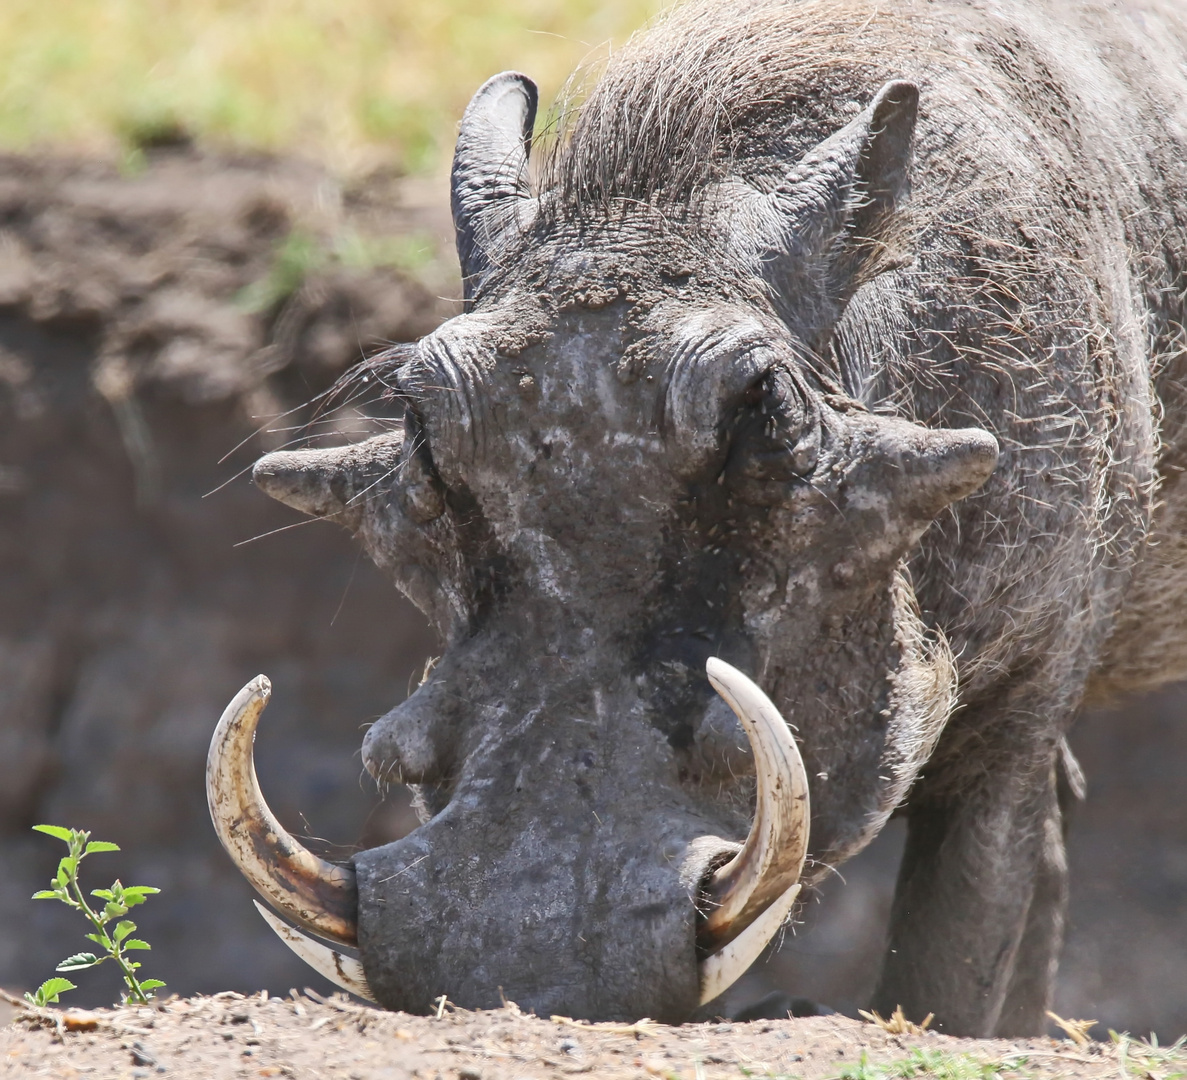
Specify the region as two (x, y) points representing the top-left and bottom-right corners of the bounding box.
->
(67, 842), (147, 1005)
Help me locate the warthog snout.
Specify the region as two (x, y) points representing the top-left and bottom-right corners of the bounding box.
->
(209, 652), (809, 1019)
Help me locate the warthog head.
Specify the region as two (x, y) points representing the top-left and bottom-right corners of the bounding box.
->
(208, 70), (997, 1021)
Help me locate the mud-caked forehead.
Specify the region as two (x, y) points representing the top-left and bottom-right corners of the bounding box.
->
(393, 289), (816, 485)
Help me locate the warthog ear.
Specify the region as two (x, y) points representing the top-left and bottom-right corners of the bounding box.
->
(451, 71), (539, 301)
(719, 80), (919, 349)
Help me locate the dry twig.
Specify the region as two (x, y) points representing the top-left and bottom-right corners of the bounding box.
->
(551, 1014), (658, 1037)
(1047, 1010), (1098, 1047)
(859, 1005), (935, 1036)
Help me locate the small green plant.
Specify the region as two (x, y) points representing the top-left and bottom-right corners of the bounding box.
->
(333, 228), (438, 276)
(1110, 1030), (1187, 1080)
(236, 228), (326, 314)
(26, 824), (164, 1007)
(236, 225), (443, 317)
(837, 1053), (885, 1080)
(835, 1050), (1028, 1080)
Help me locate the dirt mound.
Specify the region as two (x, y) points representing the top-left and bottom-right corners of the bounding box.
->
(5, 990), (1176, 1080)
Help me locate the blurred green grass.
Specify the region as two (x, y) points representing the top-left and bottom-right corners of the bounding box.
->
(0, 0), (662, 173)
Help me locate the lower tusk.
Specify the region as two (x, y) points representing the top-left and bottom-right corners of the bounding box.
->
(698, 882), (801, 1005)
(254, 901), (375, 1002)
(207, 676), (359, 946)
(698, 658), (810, 951)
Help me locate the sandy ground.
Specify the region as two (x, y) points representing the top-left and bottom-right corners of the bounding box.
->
(2, 989), (1181, 1080)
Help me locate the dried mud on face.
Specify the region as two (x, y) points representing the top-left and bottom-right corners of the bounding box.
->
(2, 992), (1177, 1080)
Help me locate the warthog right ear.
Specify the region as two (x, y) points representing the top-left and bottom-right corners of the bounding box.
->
(451, 71), (539, 302)
(716, 80), (919, 350)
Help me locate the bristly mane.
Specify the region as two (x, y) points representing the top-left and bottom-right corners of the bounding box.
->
(536, 0), (915, 215)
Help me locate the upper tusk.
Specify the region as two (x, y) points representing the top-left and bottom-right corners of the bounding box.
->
(207, 676), (359, 947)
(254, 901), (375, 1002)
(698, 658), (810, 953)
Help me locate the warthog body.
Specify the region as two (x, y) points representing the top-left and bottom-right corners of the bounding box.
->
(238, 0), (1187, 1036)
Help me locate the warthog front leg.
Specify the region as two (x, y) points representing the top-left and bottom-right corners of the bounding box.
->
(872, 729), (1068, 1037)
(996, 738), (1084, 1036)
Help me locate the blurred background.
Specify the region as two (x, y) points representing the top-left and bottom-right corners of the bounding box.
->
(0, 0), (1182, 1040)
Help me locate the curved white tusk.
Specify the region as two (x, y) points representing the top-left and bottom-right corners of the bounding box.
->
(254, 900), (375, 1002)
(699, 658), (810, 950)
(207, 676), (359, 946)
(698, 882), (801, 1005)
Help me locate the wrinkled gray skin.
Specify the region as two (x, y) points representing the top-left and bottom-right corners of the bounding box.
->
(251, 0), (1187, 1036)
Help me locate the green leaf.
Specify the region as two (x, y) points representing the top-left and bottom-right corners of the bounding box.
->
(56, 952), (100, 971)
(103, 901), (128, 920)
(114, 920), (136, 942)
(31, 889), (61, 900)
(28, 977), (77, 1006)
(90, 889), (114, 901)
(122, 939), (151, 950)
(85, 933), (107, 945)
(56, 862), (71, 887)
(32, 825), (73, 843)
(138, 979), (166, 992)
(84, 840), (120, 854)
(121, 886), (160, 901)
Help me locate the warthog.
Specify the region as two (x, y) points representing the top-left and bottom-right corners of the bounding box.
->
(206, 0), (1187, 1036)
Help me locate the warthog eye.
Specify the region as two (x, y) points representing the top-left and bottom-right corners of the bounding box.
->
(400, 406), (447, 524)
(742, 379), (767, 409)
(726, 368), (820, 494)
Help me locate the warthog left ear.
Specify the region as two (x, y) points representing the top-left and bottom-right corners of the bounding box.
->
(716, 80), (918, 348)
(451, 71), (539, 302)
